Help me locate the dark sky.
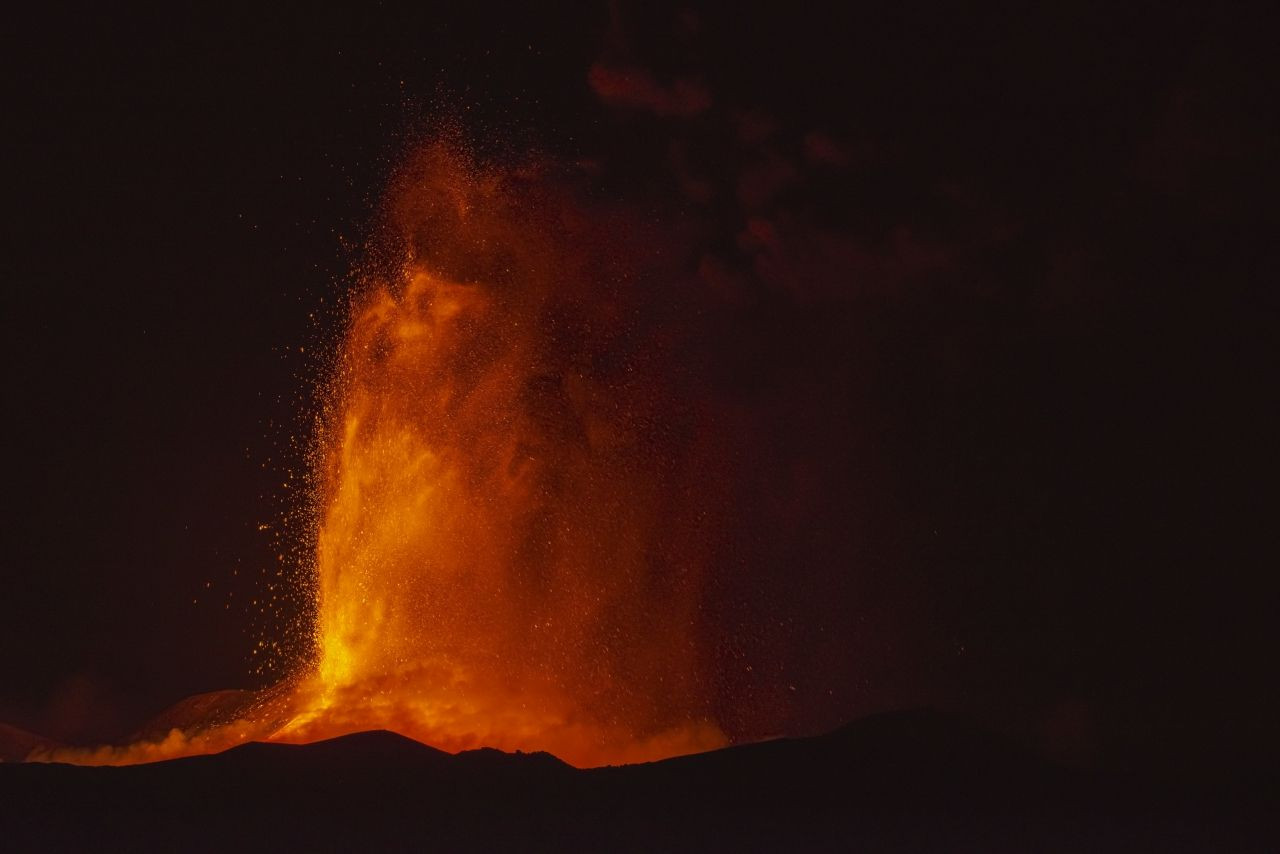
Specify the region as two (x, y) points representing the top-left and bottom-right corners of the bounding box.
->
(1, 2), (1273, 772)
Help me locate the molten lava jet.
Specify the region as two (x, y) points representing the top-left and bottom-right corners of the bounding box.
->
(34, 144), (735, 767)
(275, 148), (729, 764)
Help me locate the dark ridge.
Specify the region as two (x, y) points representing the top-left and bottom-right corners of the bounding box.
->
(455, 745), (575, 772)
(1, 709), (1272, 851)
(207, 729), (454, 768)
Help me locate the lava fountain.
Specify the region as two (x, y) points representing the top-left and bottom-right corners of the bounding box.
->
(34, 143), (736, 767)
(271, 145), (729, 764)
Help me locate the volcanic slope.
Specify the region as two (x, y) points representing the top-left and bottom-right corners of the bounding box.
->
(1, 709), (1272, 852)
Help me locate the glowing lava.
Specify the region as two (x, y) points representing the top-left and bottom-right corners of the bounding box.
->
(30, 144), (734, 768)
(270, 146), (727, 765)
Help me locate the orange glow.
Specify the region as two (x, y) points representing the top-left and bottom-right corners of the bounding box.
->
(34, 144), (728, 767)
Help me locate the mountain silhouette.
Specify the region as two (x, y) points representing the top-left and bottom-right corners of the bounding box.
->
(1, 709), (1272, 851)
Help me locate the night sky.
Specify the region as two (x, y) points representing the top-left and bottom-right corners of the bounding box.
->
(2, 2), (1273, 773)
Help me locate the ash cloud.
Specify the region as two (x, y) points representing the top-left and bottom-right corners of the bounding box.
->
(565, 2), (1276, 759)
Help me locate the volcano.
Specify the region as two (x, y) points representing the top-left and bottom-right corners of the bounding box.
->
(4, 2), (1275, 849)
